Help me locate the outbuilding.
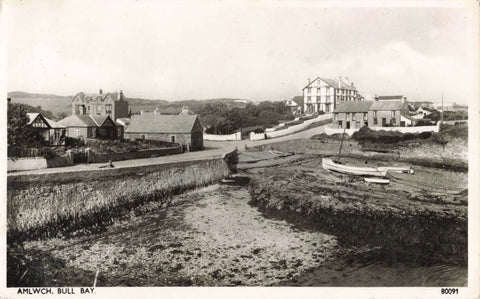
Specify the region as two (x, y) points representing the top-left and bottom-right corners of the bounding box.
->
(124, 114), (204, 151)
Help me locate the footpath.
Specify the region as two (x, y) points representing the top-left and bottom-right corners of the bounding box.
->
(7, 123), (329, 177)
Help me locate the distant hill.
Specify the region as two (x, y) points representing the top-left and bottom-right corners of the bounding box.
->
(8, 91), (250, 117)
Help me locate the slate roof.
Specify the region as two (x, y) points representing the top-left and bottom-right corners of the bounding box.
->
(59, 115), (99, 127)
(303, 77), (356, 91)
(376, 95), (405, 100)
(75, 92), (121, 102)
(27, 113), (65, 128)
(291, 96), (304, 107)
(369, 100), (404, 111)
(333, 101), (372, 113)
(126, 114), (200, 134)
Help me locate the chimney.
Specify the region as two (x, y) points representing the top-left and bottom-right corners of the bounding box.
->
(344, 76), (349, 85)
(119, 90), (124, 100)
(351, 82), (355, 88)
(374, 94), (378, 101)
(99, 89), (103, 95)
(308, 78), (310, 84)
(7, 97), (11, 103)
(338, 77), (342, 89)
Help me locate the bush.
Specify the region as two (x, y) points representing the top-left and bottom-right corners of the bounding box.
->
(415, 119), (435, 126)
(352, 126), (432, 144)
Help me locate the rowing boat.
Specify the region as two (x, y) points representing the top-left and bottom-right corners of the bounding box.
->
(364, 177), (390, 184)
(377, 166), (414, 174)
(322, 158), (387, 177)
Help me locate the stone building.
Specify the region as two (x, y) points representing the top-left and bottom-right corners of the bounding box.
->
(302, 77), (359, 114)
(71, 89), (129, 121)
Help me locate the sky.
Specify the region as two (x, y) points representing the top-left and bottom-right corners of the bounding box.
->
(4, 0), (477, 104)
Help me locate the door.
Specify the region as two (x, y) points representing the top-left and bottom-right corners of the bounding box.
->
(346, 121), (350, 129)
(171, 136), (175, 143)
(382, 118), (387, 127)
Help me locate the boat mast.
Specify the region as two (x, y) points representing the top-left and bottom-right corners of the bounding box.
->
(441, 92), (444, 123)
(336, 127), (347, 162)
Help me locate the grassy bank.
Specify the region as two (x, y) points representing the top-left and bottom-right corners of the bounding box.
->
(7, 159), (231, 242)
(247, 159), (467, 265)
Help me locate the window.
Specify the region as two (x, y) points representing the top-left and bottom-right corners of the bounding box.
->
(97, 105), (101, 112)
(74, 128), (80, 137)
(352, 113), (356, 121)
(91, 128), (96, 138)
(363, 113), (367, 121)
(391, 110), (395, 118)
(333, 113), (337, 120)
(374, 118), (378, 125)
(117, 128), (122, 137)
(338, 120), (343, 128)
(346, 112), (350, 119)
(87, 106), (91, 112)
(307, 88), (311, 94)
(373, 111), (377, 118)
(106, 104), (112, 114)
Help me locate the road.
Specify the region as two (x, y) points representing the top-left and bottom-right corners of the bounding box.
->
(8, 120), (330, 176)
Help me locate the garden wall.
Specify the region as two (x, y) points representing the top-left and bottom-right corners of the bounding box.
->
(249, 132), (266, 141)
(325, 123), (440, 136)
(203, 132), (242, 141)
(7, 158), (47, 172)
(86, 146), (183, 163)
(265, 114), (332, 138)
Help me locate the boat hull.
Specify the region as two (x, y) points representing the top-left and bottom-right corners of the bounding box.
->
(322, 158), (387, 177)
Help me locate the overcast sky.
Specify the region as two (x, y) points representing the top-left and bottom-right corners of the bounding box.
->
(5, 0), (477, 104)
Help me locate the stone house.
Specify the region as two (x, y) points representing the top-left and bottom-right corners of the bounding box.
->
(285, 96), (304, 115)
(333, 99), (411, 129)
(59, 114), (123, 140)
(71, 89), (129, 121)
(124, 114), (204, 151)
(26, 113), (66, 146)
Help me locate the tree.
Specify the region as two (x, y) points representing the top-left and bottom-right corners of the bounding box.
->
(7, 102), (31, 146)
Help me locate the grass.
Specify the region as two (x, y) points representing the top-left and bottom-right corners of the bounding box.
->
(7, 159), (231, 242)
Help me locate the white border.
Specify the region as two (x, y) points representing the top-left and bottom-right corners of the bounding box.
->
(1, 0), (478, 298)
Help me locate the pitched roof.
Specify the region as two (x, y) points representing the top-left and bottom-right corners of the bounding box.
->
(27, 113), (40, 125)
(303, 77), (356, 91)
(376, 95), (405, 100)
(126, 114), (200, 134)
(27, 113), (65, 128)
(59, 114), (98, 127)
(75, 91), (121, 102)
(333, 101), (372, 113)
(370, 100), (404, 111)
(291, 96), (304, 106)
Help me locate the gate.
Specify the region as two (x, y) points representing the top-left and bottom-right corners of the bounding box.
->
(73, 151), (88, 164)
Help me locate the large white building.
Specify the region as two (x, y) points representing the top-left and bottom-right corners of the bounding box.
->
(302, 77), (360, 114)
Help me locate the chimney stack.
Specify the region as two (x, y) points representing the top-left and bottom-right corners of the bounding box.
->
(99, 89), (103, 95)
(308, 78), (311, 84)
(119, 90), (124, 100)
(338, 77), (342, 88)
(344, 76), (349, 85)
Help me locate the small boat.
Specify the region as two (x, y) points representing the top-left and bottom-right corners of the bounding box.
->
(268, 150), (293, 157)
(364, 177), (390, 184)
(377, 166), (414, 174)
(322, 158), (387, 177)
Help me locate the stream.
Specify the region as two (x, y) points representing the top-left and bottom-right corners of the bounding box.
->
(22, 178), (467, 286)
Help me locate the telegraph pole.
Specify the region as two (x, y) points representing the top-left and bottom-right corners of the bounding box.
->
(441, 92), (444, 123)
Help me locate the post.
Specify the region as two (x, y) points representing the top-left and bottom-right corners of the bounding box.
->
(441, 92), (444, 123)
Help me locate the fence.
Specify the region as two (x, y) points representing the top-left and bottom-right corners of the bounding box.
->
(203, 132), (242, 141)
(265, 114), (332, 139)
(325, 123), (440, 136)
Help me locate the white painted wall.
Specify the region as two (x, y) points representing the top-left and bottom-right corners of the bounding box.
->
(325, 123), (440, 136)
(265, 114), (332, 138)
(203, 132), (242, 141)
(249, 132), (266, 141)
(8, 157), (48, 172)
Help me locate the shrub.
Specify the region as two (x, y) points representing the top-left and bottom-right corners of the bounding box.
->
(352, 126), (432, 144)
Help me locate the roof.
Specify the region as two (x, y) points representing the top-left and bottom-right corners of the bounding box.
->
(369, 100), (404, 111)
(59, 114), (99, 127)
(27, 113), (40, 125)
(291, 96), (304, 106)
(74, 91), (122, 102)
(376, 95), (405, 100)
(333, 101), (372, 113)
(303, 77), (356, 91)
(27, 113), (65, 128)
(126, 114), (200, 134)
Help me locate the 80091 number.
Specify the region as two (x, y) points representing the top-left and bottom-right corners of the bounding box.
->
(441, 288), (459, 295)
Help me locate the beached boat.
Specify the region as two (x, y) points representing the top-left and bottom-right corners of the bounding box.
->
(322, 158), (387, 177)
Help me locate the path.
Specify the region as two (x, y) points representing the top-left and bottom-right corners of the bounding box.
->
(8, 121), (330, 177)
